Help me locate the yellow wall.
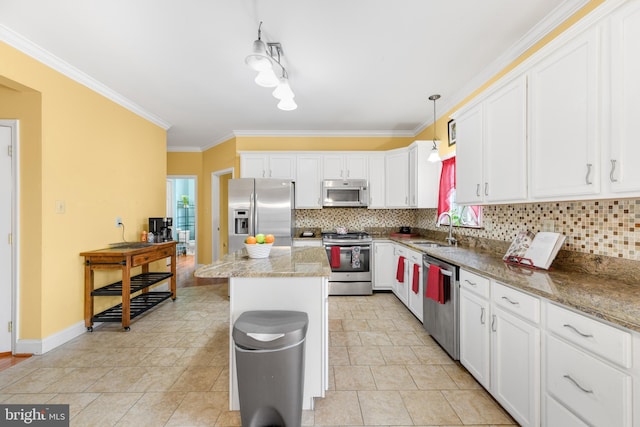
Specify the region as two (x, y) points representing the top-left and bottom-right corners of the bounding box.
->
(1, 42), (167, 341)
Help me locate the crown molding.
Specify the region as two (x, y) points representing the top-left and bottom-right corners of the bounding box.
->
(232, 129), (415, 138)
(0, 24), (172, 130)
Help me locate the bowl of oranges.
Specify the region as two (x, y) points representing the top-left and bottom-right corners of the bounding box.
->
(244, 233), (275, 258)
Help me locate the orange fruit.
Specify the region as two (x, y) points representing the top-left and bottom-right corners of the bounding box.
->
(265, 234), (275, 244)
(245, 236), (257, 244)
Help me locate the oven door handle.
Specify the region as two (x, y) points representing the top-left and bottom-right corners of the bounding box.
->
(323, 243), (372, 248)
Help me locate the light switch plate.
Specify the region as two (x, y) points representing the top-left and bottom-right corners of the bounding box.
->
(55, 200), (65, 214)
(542, 219), (555, 232)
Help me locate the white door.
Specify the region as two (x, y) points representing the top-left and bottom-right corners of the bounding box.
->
(0, 122), (14, 353)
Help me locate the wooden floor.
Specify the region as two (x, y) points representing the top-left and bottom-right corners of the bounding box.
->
(0, 253), (218, 372)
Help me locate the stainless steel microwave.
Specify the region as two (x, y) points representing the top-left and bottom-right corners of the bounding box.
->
(322, 179), (369, 207)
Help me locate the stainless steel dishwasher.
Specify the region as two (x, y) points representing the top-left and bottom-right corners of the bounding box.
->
(422, 254), (460, 360)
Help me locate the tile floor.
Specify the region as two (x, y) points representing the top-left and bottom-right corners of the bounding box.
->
(0, 279), (517, 426)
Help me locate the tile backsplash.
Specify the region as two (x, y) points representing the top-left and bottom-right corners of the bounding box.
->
(296, 198), (640, 261)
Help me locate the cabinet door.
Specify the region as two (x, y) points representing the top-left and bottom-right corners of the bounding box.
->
(322, 155), (345, 179)
(529, 26), (600, 199)
(345, 154), (368, 179)
(372, 241), (394, 290)
(406, 250), (423, 322)
(385, 149), (409, 208)
(392, 245), (409, 305)
(268, 154), (296, 180)
(240, 153), (268, 178)
(609, 1), (640, 194)
(295, 155), (323, 209)
(491, 306), (540, 427)
(455, 105), (484, 204)
(368, 154), (386, 208)
(460, 288), (490, 389)
(484, 75), (528, 203)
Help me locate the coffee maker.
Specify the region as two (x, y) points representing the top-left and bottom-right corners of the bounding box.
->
(149, 217), (173, 242)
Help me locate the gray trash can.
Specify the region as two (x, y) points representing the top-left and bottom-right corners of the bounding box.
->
(233, 310), (309, 427)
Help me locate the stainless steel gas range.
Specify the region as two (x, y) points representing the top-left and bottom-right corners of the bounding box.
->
(322, 231), (372, 295)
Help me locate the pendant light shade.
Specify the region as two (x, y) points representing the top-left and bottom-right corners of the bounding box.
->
(277, 97), (297, 111)
(272, 77), (295, 100)
(245, 39), (273, 71)
(255, 68), (279, 87)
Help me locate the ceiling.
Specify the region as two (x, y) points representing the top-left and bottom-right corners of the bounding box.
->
(0, 0), (587, 151)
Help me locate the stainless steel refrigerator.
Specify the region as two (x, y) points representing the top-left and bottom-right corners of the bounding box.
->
(228, 178), (295, 253)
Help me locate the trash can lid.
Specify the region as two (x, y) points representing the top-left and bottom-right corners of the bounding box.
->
(233, 310), (309, 350)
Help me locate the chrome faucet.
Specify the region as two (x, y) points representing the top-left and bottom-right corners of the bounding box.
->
(437, 212), (458, 246)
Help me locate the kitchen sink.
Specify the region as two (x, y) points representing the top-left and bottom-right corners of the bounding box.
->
(412, 242), (445, 249)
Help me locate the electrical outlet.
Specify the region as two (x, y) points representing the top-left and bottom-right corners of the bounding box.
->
(115, 216), (122, 227)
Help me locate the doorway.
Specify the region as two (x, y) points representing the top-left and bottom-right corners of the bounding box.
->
(0, 120), (17, 355)
(167, 176), (197, 271)
(211, 168), (233, 261)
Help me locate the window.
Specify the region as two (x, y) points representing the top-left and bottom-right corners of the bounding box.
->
(437, 156), (482, 227)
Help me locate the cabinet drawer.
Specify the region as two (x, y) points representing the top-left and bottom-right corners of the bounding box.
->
(546, 302), (631, 368)
(491, 281), (539, 323)
(546, 335), (632, 427)
(132, 247), (173, 266)
(406, 249), (422, 265)
(460, 269), (490, 299)
(545, 394), (588, 427)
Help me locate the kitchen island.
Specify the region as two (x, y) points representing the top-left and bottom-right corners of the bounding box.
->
(194, 246), (331, 411)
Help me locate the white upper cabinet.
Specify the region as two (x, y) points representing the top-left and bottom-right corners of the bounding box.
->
(455, 104), (485, 205)
(385, 148), (409, 208)
(240, 153), (296, 180)
(322, 153), (368, 180)
(295, 154), (323, 209)
(528, 25), (600, 200)
(606, 0), (640, 195)
(455, 74), (528, 205)
(367, 154), (386, 209)
(408, 141), (441, 208)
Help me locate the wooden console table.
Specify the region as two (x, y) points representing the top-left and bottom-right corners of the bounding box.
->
(80, 241), (177, 331)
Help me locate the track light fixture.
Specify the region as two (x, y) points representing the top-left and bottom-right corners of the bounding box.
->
(245, 22), (297, 111)
(428, 94), (441, 162)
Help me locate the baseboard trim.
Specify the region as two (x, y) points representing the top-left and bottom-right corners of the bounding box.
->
(15, 320), (87, 355)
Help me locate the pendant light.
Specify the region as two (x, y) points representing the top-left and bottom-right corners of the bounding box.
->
(428, 94), (441, 162)
(245, 22), (297, 110)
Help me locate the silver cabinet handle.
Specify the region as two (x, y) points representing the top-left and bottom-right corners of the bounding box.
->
(491, 314), (497, 332)
(476, 183), (480, 197)
(585, 163), (593, 185)
(464, 279), (477, 287)
(563, 323), (593, 338)
(484, 182), (488, 196)
(262, 170), (266, 178)
(480, 307), (486, 325)
(501, 296), (519, 305)
(610, 159), (618, 183)
(346, 170), (350, 178)
(563, 375), (593, 394)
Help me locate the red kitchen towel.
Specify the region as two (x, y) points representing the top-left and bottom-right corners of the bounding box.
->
(330, 246), (341, 268)
(396, 256), (405, 282)
(412, 263), (420, 294)
(426, 264), (445, 304)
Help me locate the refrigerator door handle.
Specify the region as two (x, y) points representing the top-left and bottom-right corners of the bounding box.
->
(249, 192), (255, 236)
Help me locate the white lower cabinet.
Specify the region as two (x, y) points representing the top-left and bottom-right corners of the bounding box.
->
(392, 245), (409, 306)
(491, 301), (540, 427)
(406, 249), (423, 322)
(459, 270), (540, 427)
(372, 241), (394, 291)
(543, 301), (635, 427)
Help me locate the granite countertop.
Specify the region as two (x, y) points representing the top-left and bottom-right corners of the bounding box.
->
(194, 246), (331, 278)
(386, 237), (640, 333)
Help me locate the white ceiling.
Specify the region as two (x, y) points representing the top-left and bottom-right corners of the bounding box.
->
(0, 0), (587, 151)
